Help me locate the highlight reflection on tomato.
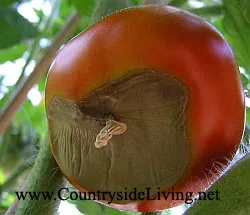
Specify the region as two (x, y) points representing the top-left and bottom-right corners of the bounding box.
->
(45, 5), (244, 212)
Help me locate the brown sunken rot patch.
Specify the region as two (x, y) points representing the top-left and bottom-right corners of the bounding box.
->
(47, 70), (190, 204)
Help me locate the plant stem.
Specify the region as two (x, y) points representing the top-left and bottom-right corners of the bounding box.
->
(6, 141), (65, 215)
(0, 11), (81, 135)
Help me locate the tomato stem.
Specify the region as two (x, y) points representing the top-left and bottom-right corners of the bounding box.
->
(6, 140), (65, 215)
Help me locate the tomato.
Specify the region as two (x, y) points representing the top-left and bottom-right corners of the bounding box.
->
(45, 5), (244, 212)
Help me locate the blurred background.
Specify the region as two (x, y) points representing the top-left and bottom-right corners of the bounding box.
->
(0, 0), (249, 214)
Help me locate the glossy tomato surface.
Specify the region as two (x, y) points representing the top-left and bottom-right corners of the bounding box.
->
(45, 5), (244, 212)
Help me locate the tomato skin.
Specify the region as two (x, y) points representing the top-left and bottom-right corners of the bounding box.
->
(46, 5), (244, 212)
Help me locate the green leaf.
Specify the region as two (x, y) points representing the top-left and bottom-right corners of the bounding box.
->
(241, 0), (250, 23)
(69, 198), (123, 215)
(0, 170), (4, 184)
(189, 5), (223, 17)
(222, 0), (250, 74)
(72, 200), (103, 215)
(0, 43), (27, 63)
(0, 0), (21, 8)
(168, 0), (188, 7)
(68, 198), (140, 215)
(38, 73), (47, 92)
(240, 73), (248, 89)
(58, 0), (75, 20)
(0, 7), (37, 49)
(185, 154), (250, 215)
(15, 99), (47, 139)
(246, 107), (250, 125)
(67, 0), (96, 16)
(92, 0), (130, 23)
(212, 17), (223, 33)
(128, 0), (143, 6)
(102, 204), (123, 215)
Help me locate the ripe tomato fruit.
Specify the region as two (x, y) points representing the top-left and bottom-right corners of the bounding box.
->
(45, 5), (244, 212)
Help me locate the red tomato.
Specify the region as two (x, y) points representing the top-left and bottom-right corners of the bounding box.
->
(45, 5), (244, 212)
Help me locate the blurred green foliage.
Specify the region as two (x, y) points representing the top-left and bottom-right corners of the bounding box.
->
(0, 0), (22, 8)
(223, 0), (250, 73)
(67, 0), (96, 16)
(0, 43), (27, 64)
(0, 7), (37, 49)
